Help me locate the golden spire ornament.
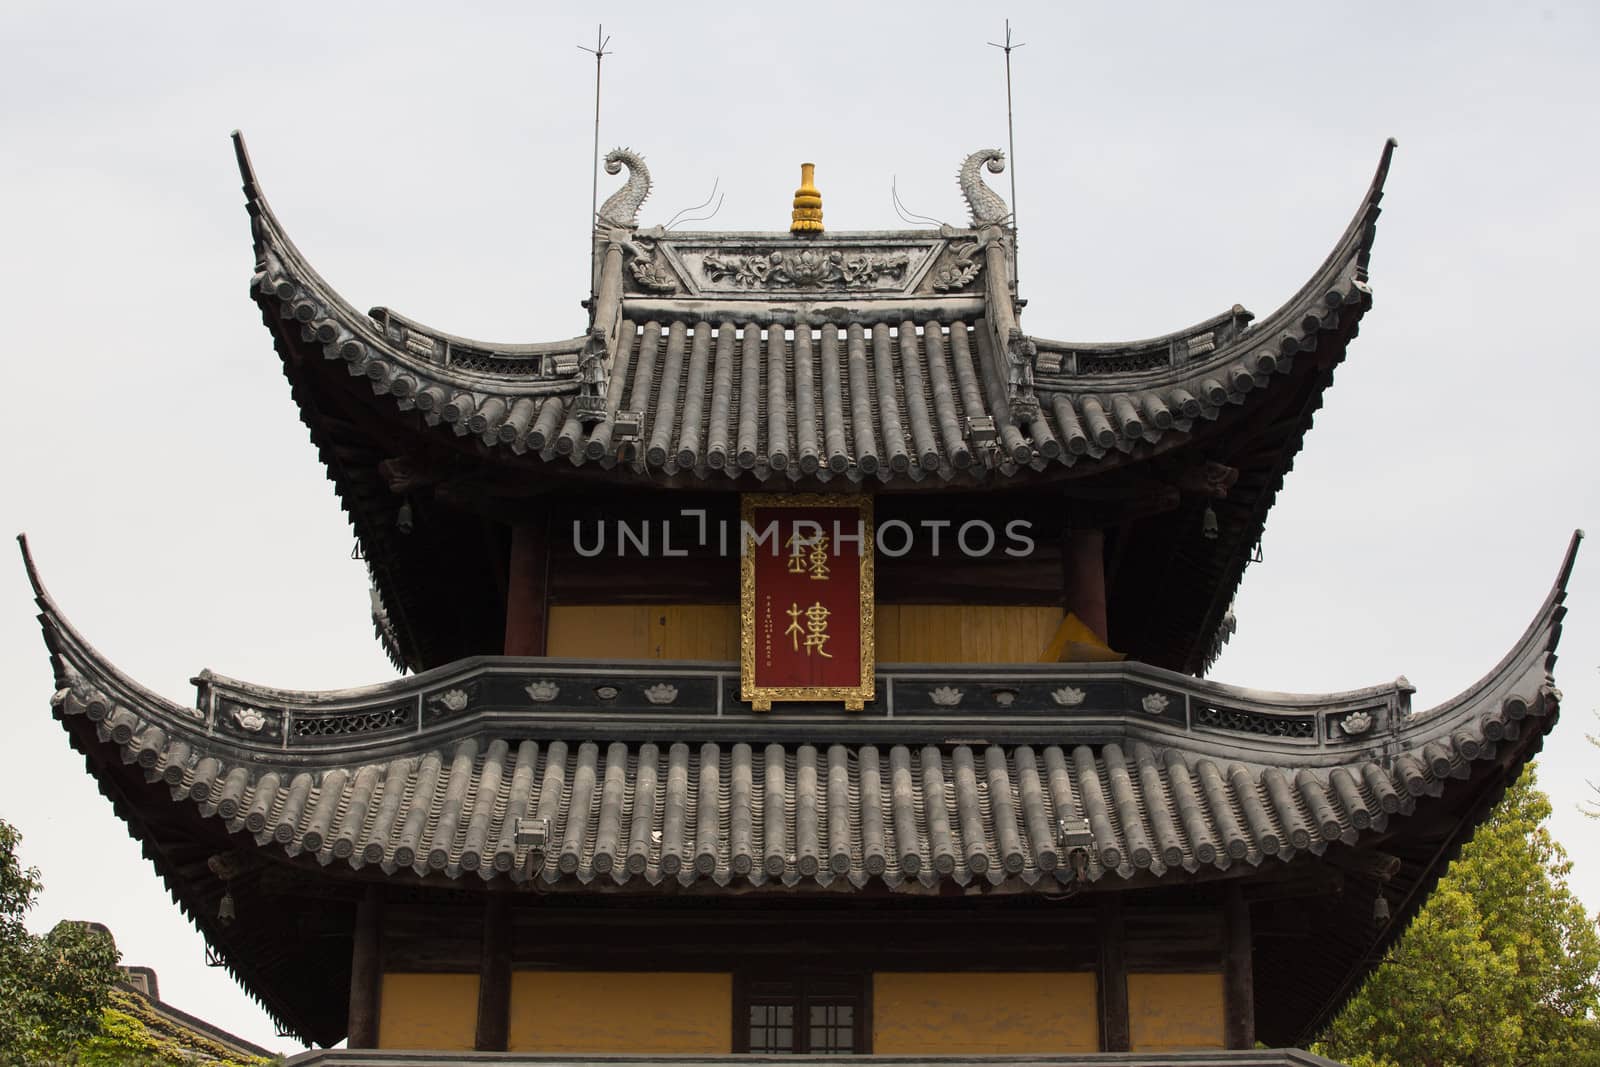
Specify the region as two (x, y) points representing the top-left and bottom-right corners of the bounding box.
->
(790, 162), (823, 234)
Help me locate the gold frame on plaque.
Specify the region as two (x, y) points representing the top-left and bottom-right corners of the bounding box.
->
(740, 493), (875, 710)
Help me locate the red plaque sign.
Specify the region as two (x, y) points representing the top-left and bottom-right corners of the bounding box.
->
(740, 494), (875, 710)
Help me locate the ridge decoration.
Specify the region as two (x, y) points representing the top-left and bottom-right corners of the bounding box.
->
(703, 249), (911, 290)
(932, 240), (983, 291)
(626, 236), (678, 292)
(1005, 327), (1040, 423)
(959, 148), (1010, 226)
(596, 147), (651, 229)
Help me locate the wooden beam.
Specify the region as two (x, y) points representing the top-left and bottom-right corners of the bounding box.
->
(1324, 847), (1402, 882)
(474, 895), (512, 1051)
(1063, 526), (1109, 644)
(1224, 883), (1256, 1049)
(1096, 896), (1130, 1052)
(504, 519), (549, 656)
(347, 885), (383, 1049)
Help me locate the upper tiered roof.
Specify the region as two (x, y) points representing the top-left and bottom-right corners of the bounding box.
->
(238, 134), (1396, 675)
(239, 135), (1388, 487)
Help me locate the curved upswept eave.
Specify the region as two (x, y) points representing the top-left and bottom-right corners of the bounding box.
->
(236, 131), (1390, 489)
(18, 534), (326, 1045)
(1166, 140), (1397, 675)
(1388, 528), (1578, 779)
(232, 132), (588, 394)
(1031, 139), (1393, 417)
(1291, 528), (1580, 1047)
(20, 529), (1576, 898)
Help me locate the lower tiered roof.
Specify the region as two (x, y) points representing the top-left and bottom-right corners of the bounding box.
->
(20, 532), (1580, 1046)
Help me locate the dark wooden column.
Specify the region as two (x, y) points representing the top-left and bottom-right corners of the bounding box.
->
(474, 894), (513, 1050)
(504, 520), (549, 656)
(348, 885), (383, 1049)
(1063, 526), (1109, 644)
(1224, 885), (1256, 1049)
(1096, 895), (1130, 1051)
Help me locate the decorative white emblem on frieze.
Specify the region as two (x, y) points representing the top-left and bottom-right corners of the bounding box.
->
(930, 686), (964, 707)
(643, 683), (679, 706)
(402, 332), (437, 359)
(1340, 710), (1374, 736)
(932, 241), (982, 291)
(992, 689), (1017, 707)
(702, 249), (911, 290)
(1051, 687), (1086, 707)
(1186, 332), (1217, 359)
(629, 256), (678, 292)
(525, 680), (560, 703)
(431, 689), (469, 713)
(594, 685), (620, 701)
(1141, 693), (1170, 715)
(232, 705), (267, 733)
(625, 235), (679, 293)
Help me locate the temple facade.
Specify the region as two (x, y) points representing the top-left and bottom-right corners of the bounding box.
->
(24, 134), (1579, 1066)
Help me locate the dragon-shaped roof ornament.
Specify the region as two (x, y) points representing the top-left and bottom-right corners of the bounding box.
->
(596, 147), (651, 230)
(959, 148), (1010, 226)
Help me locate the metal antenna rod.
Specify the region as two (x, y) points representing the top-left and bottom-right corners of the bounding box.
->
(988, 20), (1025, 283)
(577, 25), (614, 227)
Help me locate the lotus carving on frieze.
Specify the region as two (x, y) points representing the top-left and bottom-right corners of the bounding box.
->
(231, 705), (267, 733)
(525, 680), (560, 703)
(431, 689), (469, 713)
(1340, 710), (1374, 736)
(1141, 693), (1170, 715)
(1051, 687), (1087, 707)
(930, 686), (964, 707)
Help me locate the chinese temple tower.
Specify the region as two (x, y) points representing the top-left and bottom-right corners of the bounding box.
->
(24, 134), (1579, 1067)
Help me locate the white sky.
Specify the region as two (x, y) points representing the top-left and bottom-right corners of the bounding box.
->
(2, 1), (1596, 1054)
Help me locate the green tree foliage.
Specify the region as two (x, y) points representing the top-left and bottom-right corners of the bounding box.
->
(1317, 766), (1600, 1067)
(65, 988), (273, 1067)
(0, 819), (123, 1066)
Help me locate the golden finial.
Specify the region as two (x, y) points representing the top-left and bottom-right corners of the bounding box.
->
(791, 162), (823, 234)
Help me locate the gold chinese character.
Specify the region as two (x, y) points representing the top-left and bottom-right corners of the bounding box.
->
(785, 530), (810, 574)
(807, 533), (831, 581)
(784, 603), (805, 651)
(783, 600), (834, 658)
(803, 601), (833, 658)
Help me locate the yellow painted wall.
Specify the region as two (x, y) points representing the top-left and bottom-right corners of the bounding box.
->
(876, 605), (1063, 663)
(508, 972), (731, 1053)
(547, 605), (739, 660)
(1128, 972), (1225, 1051)
(548, 604), (1063, 663)
(378, 973), (479, 1050)
(872, 972), (1098, 1054)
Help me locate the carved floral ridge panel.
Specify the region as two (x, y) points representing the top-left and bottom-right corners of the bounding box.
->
(658, 241), (945, 296)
